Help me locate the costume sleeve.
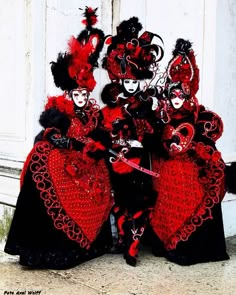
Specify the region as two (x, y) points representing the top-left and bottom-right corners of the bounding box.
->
(195, 105), (224, 148)
(35, 107), (85, 151)
(39, 107), (71, 134)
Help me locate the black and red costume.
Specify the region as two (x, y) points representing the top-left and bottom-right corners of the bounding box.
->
(150, 39), (229, 265)
(101, 17), (164, 266)
(4, 7), (114, 269)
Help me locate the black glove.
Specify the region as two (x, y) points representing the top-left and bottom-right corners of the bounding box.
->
(49, 133), (70, 149)
(112, 119), (129, 135)
(45, 129), (70, 149)
(165, 135), (180, 148)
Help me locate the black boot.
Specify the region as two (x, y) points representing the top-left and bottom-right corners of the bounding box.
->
(123, 210), (149, 267)
(109, 206), (126, 254)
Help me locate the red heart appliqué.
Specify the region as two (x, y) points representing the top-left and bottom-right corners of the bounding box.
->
(162, 122), (195, 156)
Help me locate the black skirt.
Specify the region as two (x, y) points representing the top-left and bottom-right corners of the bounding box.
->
(5, 159), (113, 270)
(151, 203), (229, 265)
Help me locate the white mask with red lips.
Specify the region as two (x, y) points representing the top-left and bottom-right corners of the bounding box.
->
(169, 89), (186, 109)
(70, 88), (89, 108)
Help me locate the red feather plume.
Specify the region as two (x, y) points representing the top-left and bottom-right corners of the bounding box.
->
(82, 7), (98, 27)
(67, 36), (96, 92)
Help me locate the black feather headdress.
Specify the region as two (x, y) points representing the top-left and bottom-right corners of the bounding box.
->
(102, 17), (164, 82)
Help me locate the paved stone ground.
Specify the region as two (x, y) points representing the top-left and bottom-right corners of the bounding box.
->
(0, 236), (236, 295)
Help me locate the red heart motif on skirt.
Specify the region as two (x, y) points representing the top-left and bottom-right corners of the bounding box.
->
(47, 149), (113, 244)
(151, 156), (205, 250)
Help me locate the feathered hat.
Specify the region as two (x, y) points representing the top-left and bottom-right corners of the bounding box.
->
(165, 38), (199, 98)
(50, 7), (105, 93)
(102, 17), (164, 82)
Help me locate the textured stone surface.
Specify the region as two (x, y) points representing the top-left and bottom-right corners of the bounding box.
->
(0, 236), (236, 295)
